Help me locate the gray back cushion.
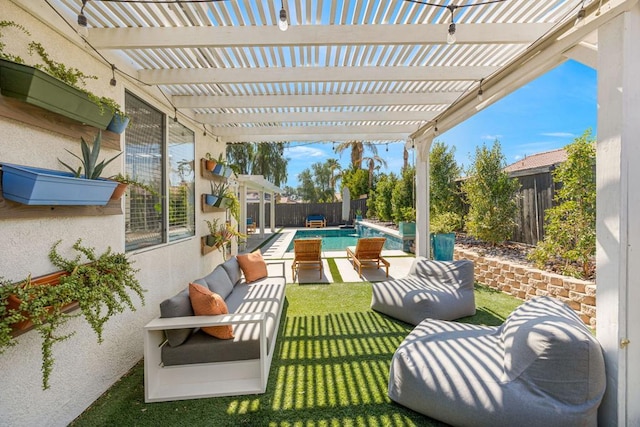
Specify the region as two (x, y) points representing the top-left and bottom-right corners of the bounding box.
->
(196, 265), (234, 300)
(221, 257), (242, 285)
(159, 289), (194, 347)
(501, 296), (604, 404)
(409, 258), (474, 289)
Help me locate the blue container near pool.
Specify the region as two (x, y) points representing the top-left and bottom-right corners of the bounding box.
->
(1, 163), (118, 206)
(431, 233), (455, 261)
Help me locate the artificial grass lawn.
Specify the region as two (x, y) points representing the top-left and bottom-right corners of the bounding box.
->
(72, 283), (521, 427)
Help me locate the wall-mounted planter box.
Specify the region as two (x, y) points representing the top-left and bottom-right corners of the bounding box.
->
(0, 59), (112, 129)
(1, 163), (117, 206)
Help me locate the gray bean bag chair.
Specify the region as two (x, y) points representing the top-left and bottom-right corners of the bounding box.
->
(371, 258), (475, 324)
(388, 296), (606, 427)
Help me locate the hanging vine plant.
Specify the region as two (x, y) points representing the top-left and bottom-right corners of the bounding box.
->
(0, 239), (146, 389)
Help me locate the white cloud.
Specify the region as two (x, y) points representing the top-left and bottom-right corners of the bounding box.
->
(540, 132), (575, 138)
(481, 134), (503, 140)
(285, 145), (327, 159)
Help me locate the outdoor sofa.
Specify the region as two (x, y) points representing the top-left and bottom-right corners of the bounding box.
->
(305, 214), (326, 228)
(388, 296), (606, 426)
(371, 257), (475, 325)
(143, 252), (286, 402)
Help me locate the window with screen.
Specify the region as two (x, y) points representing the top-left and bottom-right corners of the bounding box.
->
(124, 93), (164, 251)
(168, 121), (195, 241)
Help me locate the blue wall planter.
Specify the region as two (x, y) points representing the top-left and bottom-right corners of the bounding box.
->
(106, 113), (130, 134)
(431, 233), (456, 261)
(204, 194), (219, 206)
(399, 221), (416, 237)
(1, 163), (117, 206)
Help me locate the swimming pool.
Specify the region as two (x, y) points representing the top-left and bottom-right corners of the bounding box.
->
(286, 227), (404, 252)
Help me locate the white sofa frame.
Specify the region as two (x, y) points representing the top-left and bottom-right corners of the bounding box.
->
(143, 266), (285, 403)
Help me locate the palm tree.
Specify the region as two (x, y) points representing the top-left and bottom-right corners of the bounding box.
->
(326, 158), (342, 201)
(334, 141), (379, 169)
(363, 154), (388, 189)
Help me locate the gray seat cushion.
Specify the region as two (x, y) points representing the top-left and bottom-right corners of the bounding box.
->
(371, 258), (475, 324)
(388, 296), (606, 427)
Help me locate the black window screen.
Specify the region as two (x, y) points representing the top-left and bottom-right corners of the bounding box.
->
(124, 93), (164, 251)
(168, 121), (195, 241)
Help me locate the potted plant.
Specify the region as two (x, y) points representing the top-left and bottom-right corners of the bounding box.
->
(204, 153), (218, 172)
(355, 209), (363, 221)
(209, 181), (231, 208)
(430, 212), (461, 261)
(204, 181), (221, 206)
(0, 239), (145, 389)
(109, 173), (159, 201)
(204, 219), (246, 259)
(1, 132), (121, 205)
(101, 97), (130, 134)
(398, 207), (416, 237)
(0, 21), (123, 129)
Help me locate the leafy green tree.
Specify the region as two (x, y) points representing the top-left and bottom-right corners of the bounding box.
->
(462, 140), (520, 244)
(392, 166), (415, 223)
(373, 173), (397, 221)
(226, 142), (288, 186)
(430, 141), (463, 217)
(529, 130), (596, 278)
(341, 167), (369, 198)
(297, 169), (318, 203)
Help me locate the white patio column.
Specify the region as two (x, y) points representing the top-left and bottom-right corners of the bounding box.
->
(596, 4), (640, 425)
(270, 191), (276, 232)
(239, 182), (247, 251)
(259, 190), (265, 238)
(413, 135), (433, 258)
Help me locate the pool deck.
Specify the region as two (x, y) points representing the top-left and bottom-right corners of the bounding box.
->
(244, 227), (414, 284)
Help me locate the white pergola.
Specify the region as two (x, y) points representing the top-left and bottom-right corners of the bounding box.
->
(19, 0), (640, 424)
(235, 174), (282, 239)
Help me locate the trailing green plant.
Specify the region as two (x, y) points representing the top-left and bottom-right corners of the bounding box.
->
(462, 140), (520, 245)
(0, 239), (145, 389)
(0, 20), (30, 63)
(110, 173), (159, 197)
(224, 190), (241, 223)
(59, 131), (122, 179)
(0, 21), (126, 119)
(528, 130), (596, 278)
(430, 212), (462, 234)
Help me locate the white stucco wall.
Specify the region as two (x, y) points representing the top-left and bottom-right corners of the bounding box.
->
(0, 2), (227, 425)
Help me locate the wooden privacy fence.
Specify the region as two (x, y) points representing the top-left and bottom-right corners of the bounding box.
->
(247, 198), (368, 228)
(511, 171), (557, 245)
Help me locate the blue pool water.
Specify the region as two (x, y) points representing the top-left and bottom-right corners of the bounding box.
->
(286, 227), (404, 252)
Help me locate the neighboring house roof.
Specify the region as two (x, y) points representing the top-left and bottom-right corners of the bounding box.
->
(504, 148), (567, 176)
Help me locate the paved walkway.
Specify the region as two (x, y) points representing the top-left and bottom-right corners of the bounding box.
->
(243, 227), (415, 284)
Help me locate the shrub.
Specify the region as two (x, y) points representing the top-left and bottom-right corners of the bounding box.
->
(528, 130), (596, 278)
(392, 166), (415, 224)
(373, 173), (396, 221)
(462, 140), (520, 244)
(430, 141), (464, 218)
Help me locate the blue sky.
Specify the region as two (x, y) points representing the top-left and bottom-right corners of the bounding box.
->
(282, 60), (597, 189)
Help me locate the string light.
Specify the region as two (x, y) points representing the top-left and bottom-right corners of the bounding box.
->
(174, 107), (178, 122)
(203, 124), (207, 136)
(446, 5), (457, 45)
(575, 0), (586, 26)
(278, 0), (289, 32)
(595, 0), (603, 16)
(477, 78), (484, 101)
(77, 0), (89, 38)
(434, 120), (439, 136)
(110, 64), (117, 86)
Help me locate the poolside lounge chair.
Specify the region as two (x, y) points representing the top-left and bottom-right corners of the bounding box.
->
(292, 238), (323, 281)
(346, 237), (389, 278)
(305, 214), (326, 228)
(246, 217), (256, 234)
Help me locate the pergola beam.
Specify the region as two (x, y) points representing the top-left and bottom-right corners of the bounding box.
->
(89, 23), (553, 49)
(214, 124), (415, 137)
(197, 110), (436, 124)
(221, 133), (408, 143)
(174, 92), (459, 108)
(140, 66), (497, 85)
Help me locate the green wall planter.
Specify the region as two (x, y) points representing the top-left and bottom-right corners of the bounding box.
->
(1, 163), (117, 206)
(0, 59), (112, 129)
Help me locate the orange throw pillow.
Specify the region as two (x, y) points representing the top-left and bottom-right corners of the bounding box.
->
(236, 250), (268, 283)
(188, 283), (234, 339)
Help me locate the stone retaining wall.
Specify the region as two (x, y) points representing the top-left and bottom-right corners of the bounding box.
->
(454, 247), (596, 327)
